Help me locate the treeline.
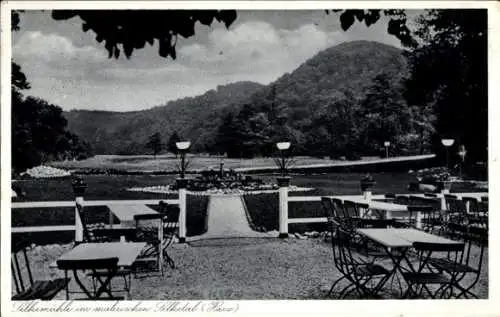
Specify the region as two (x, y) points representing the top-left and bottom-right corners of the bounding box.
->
(213, 10), (487, 165)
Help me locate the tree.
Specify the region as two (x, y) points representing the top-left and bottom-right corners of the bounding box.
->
(404, 9), (487, 163)
(167, 131), (181, 157)
(146, 132), (162, 158)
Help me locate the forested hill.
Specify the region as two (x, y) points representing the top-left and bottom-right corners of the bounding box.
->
(66, 40), (418, 156)
(64, 81), (264, 154)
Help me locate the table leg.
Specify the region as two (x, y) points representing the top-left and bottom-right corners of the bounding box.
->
(376, 247), (409, 298)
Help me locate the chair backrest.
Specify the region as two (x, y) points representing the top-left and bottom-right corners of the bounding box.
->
(76, 203), (93, 242)
(134, 213), (163, 243)
(158, 202), (179, 245)
(445, 197), (467, 214)
(409, 195), (440, 210)
(407, 205), (434, 213)
(394, 195), (409, 205)
(412, 241), (464, 273)
(462, 197), (479, 213)
(11, 239), (34, 294)
(385, 193), (396, 200)
(342, 200), (359, 218)
(321, 197), (335, 219)
(478, 201), (488, 214)
(57, 257), (119, 271)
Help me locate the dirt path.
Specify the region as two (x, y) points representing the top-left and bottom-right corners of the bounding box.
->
(188, 195), (272, 241)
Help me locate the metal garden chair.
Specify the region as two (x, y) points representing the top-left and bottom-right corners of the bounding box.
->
(428, 226), (487, 298)
(444, 197), (468, 239)
(133, 213), (164, 276)
(462, 197), (488, 230)
(401, 241), (465, 299)
(333, 228), (391, 299)
(158, 200), (179, 269)
(76, 203), (136, 243)
(11, 239), (69, 300)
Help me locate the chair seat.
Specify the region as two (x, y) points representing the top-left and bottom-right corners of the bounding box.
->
(12, 278), (69, 300)
(429, 258), (476, 273)
(402, 272), (451, 284)
(354, 263), (389, 277)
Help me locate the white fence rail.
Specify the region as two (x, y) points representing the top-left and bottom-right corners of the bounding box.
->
(11, 199), (180, 237)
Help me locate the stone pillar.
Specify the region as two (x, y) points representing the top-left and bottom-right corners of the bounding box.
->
(72, 177), (87, 244)
(177, 178), (188, 243)
(277, 176), (291, 238)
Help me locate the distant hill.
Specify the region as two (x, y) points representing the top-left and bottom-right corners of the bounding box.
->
(65, 40), (409, 155)
(64, 81), (264, 154)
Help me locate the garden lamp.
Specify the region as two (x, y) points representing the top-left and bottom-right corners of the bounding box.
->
(384, 141), (390, 159)
(276, 142), (291, 177)
(458, 145), (467, 178)
(176, 141), (191, 179)
(441, 139), (455, 171)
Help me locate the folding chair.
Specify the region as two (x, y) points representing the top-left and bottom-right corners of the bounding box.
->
(12, 239), (69, 300)
(429, 226), (487, 298)
(343, 201), (393, 229)
(444, 197), (468, 239)
(158, 201), (179, 269)
(333, 228), (391, 299)
(401, 241), (465, 299)
(57, 257), (128, 300)
(462, 197), (488, 230)
(133, 213), (164, 276)
(76, 203), (136, 243)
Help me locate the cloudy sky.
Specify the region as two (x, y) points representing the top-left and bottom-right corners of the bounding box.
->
(12, 10), (420, 112)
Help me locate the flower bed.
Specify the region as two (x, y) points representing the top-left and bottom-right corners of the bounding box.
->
(21, 165), (71, 178)
(127, 185), (314, 196)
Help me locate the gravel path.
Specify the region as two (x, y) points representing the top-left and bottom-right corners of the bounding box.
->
(16, 238), (488, 300)
(188, 196), (273, 241)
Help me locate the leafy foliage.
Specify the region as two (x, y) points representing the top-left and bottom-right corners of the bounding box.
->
(146, 132), (162, 158)
(167, 131), (181, 156)
(51, 10), (237, 60)
(12, 96), (94, 174)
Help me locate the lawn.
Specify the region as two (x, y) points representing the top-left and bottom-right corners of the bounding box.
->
(48, 154), (394, 174)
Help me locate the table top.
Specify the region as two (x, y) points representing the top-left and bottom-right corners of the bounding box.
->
(332, 196), (408, 212)
(56, 242), (146, 267)
(108, 204), (158, 222)
(357, 228), (463, 248)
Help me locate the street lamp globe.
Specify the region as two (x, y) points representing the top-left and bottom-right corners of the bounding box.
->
(384, 141), (390, 147)
(176, 141), (191, 151)
(441, 139), (454, 147)
(276, 142), (291, 151)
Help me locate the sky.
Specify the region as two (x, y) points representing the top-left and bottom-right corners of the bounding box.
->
(12, 10), (421, 112)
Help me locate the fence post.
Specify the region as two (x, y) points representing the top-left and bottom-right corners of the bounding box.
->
(177, 178), (187, 243)
(72, 176), (87, 244)
(277, 176), (291, 238)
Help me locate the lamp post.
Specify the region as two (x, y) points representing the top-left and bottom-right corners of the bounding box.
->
(176, 141), (191, 179)
(276, 141), (291, 239)
(384, 141), (390, 159)
(175, 141), (190, 243)
(276, 142), (291, 177)
(441, 139), (455, 171)
(458, 145), (467, 179)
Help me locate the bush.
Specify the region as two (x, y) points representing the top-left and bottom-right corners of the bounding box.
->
(242, 193), (279, 231)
